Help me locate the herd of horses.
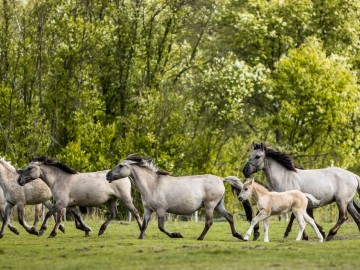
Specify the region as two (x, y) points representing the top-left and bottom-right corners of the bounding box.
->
(1, 142), (360, 242)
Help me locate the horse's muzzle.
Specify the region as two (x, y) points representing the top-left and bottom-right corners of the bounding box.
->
(106, 172), (113, 182)
(242, 162), (252, 178)
(17, 176), (25, 186)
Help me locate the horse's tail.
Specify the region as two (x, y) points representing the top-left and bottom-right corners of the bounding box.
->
(304, 193), (322, 208)
(223, 176), (253, 222)
(79, 206), (88, 214)
(353, 174), (360, 213)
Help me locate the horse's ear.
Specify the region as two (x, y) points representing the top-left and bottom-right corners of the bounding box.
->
(260, 142), (264, 150)
(249, 178), (255, 184)
(252, 141), (255, 148)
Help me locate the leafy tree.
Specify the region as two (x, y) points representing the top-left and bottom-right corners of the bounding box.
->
(271, 38), (359, 168)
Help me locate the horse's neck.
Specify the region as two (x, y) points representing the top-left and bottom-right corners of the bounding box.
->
(131, 167), (158, 195)
(0, 165), (18, 188)
(263, 158), (295, 191)
(251, 183), (269, 201)
(40, 165), (65, 188)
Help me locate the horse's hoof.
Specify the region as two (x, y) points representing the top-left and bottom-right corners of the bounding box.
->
(325, 235), (334, 241)
(0, 234), (4, 239)
(38, 230), (45, 237)
(30, 227), (39, 236)
(59, 225), (65, 233)
(302, 236), (309, 241)
(284, 232), (289, 238)
(253, 232), (260, 241)
(9, 227), (20, 235)
(98, 230), (105, 236)
(49, 232), (57, 238)
(234, 233), (243, 240)
(171, 233), (183, 238)
(85, 232), (90, 237)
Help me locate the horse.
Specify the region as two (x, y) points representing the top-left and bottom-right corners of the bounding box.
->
(0, 185), (41, 235)
(0, 157), (68, 238)
(242, 142), (360, 241)
(238, 178), (324, 242)
(17, 156), (142, 238)
(106, 155), (253, 241)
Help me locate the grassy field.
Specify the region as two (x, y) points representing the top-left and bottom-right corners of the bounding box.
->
(0, 218), (359, 270)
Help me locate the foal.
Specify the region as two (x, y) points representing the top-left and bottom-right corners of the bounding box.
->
(238, 179), (323, 242)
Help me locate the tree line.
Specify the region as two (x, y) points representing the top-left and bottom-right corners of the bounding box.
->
(1, 0), (359, 217)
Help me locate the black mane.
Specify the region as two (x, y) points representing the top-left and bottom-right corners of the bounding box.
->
(33, 156), (78, 174)
(125, 154), (169, 175)
(253, 143), (300, 172)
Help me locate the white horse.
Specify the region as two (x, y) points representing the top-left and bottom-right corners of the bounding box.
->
(0, 157), (68, 238)
(0, 186), (42, 235)
(17, 156), (142, 238)
(238, 179), (323, 242)
(106, 155), (252, 240)
(242, 142), (360, 240)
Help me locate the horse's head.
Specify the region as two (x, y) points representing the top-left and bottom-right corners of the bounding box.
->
(106, 160), (133, 182)
(17, 162), (41, 186)
(238, 178), (255, 201)
(242, 142), (267, 178)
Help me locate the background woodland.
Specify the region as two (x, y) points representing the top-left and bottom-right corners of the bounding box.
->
(1, 0), (359, 218)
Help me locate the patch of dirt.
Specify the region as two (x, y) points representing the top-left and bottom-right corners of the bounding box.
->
(181, 244), (209, 250)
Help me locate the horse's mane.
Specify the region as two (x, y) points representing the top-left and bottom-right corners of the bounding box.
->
(253, 143), (300, 172)
(125, 155), (169, 175)
(0, 157), (17, 173)
(254, 179), (272, 191)
(33, 156), (78, 174)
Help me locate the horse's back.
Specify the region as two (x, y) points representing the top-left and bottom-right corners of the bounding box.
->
(24, 179), (52, 204)
(155, 174), (225, 215)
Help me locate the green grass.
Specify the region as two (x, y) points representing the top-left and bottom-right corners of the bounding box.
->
(0, 218), (359, 270)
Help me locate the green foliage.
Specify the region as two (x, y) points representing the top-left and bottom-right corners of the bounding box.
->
(0, 0), (359, 217)
(271, 38), (359, 167)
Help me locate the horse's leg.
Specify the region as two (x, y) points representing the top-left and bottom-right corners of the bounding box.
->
(347, 202), (360, 231)
(304, 212), (324, 242)
(156, 209), (183, 239)
(43, 200), (65, 233)
(244, 210), (268, 241)
(306, 208), (325, 238)
(17, 204), (39, 235)
(98, 199), (117, 236)
(121, 198), (143, 230)
(214, 199), (243, 240)
(0, 204), (19, 235)
(253, 210), (260, 241)
(284, 213), (295, 238)
(49, 208), (66, 238)
(263, 217), (270, 242)
(0, 203), (14, 238)
(292, 210), (306, 241)
(33, 204), (43, 228)
(139, 208), (153, 239)
(67, 206), (92, 236)
(197, 207), (214, 240)
(326, 202), (348, 241)
(39, 202), (65, 236)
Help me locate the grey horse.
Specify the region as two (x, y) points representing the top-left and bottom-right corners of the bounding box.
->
(17, 156), (142, 238)
(0, 186), (43, 235)
(106, 155), (252, 240)
(0, 157), (67, 238)
(242, 142), (360, 241)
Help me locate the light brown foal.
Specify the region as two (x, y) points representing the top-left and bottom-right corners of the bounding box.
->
(238, 179), (323, 242)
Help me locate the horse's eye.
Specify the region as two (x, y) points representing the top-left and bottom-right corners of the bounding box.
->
(255, 156), (261, 159)
(245, 188), (248, 191)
